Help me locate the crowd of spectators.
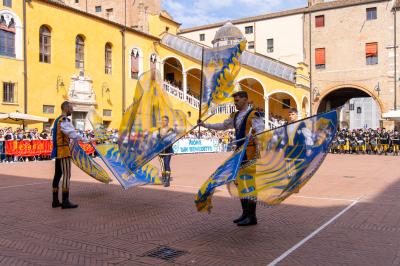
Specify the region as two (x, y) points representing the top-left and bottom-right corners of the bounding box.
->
(0, 127), (51, 141)
(269, 114), (288, 128)
(0, 127), (120, 163)
(3, 124), (397, 165)
(330, 128), (400, 155)
(0, 126), (236, 163)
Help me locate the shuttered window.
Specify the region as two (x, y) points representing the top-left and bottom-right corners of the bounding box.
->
(366, 42), (378, 65)
(315, 48), (325, 69)
(315, 15), (325, 27)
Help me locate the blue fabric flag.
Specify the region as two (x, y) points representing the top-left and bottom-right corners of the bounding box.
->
(195, 135), (250, 212)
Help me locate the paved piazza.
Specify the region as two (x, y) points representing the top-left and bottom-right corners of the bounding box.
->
(0, 153), (399, 265)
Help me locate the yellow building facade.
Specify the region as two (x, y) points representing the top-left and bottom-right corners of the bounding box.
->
(0, 0), (310, 131)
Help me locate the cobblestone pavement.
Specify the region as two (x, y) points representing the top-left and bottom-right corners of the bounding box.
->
(0, 153), (400, 265)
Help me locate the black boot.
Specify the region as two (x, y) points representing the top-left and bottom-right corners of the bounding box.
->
(61, 191), (78, 209)
(161, 172), (166, 185)
(237, 200), (257, 226)
(233, 199), (248, 223)
(52, 188), (61, 208)
(164, 172), (170, 187)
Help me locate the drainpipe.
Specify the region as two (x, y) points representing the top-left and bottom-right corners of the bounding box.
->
(308, 9), (313, 115)
(121, 28), (126, 114)
(125, 0), (127, 27)
(23, 0), (28, 114)
(394, 8), (397, 110)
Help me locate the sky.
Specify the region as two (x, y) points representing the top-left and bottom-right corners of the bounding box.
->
(162, 0), (309, 29)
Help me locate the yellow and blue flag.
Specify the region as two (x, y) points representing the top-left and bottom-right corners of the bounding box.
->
(195, 135), (250, 212)
(227, 110), (338, 205)
(88, 107), (162, 189)
(200, 40), (246, 118)
(69, 140), (112, 184)
(95, 144), (161, 189)
(118, 70), (191, 173)
(196, 110), (337, 211)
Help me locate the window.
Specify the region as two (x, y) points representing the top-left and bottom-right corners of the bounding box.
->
(315, 48), (326, 69)
(282, 99), (291, 109)
(245, 26), (253, 34)
(95, 6), (102, 12)
(267, 38), (274, 53)
(75, 35), (84, 69)
(3, 82), (15, 103)
(366, 42), (378, 65)
(357, 107), (362, 114)
(39, 26), (51, 63)
(366, 7), (377, 20)
(0, 15), (15, 57)
(43, 105), (55, 114)
(315, 15), (325, 27)
(103, 109), (112, 116)
(150, 53), (157, 70)
(105, 43), (112, 74)
(248, 41), (254, 49)
(349, 103), (354, 111)
(130, 48), (139, 79)
(106, 8), (113, 18)
(199, 33), (205, 41)
(3, 0), (11, 7)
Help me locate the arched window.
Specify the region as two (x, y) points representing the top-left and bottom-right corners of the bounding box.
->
(75, 35), (84, 69)
(150, 53), (157, 71)
(131, 48), (139, 79)
(105, 43), (112, 74)
(39, 25), (51, 63)
(0, 15), (15, 57)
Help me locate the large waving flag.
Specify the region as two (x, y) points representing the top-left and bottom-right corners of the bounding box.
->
(95, 144), (161, 189)
(69, 140), (112, 184)
(200, 39), (246, 118)
(118, 70), (191, 173)
(195, 110), (337, 211)
(227, 110), (338, 205)
(88, 107), (161, 189)
(195, 135), (250, 212)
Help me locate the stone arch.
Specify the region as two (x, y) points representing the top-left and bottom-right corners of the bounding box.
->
(162, 56), (184, 89)
(315, 84), (384, 114)
(267, 90), (300, 121)
(237, 77), (266, 111)
(162, 55), (185, 72)
(316, 84), (384, 129)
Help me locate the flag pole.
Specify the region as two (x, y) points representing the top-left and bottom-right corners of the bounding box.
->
(198, 47), (205, 138)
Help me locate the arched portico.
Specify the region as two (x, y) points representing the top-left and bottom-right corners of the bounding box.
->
(267, 91), (299, 122)
(186, 68), (201, 100)
(163, 56), (184, 89)
(315, 85), (383, 129)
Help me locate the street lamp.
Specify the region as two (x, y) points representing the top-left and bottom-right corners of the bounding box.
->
(313, 87), (320, 101)
(374, 82), (381, 96)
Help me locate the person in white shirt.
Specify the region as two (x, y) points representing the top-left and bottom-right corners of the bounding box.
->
(51, 101), (86, 209)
